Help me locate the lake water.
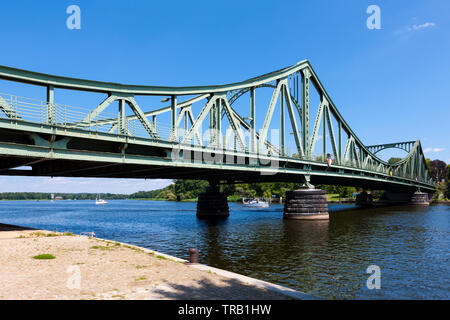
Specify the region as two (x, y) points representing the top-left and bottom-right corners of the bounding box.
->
(0, 200), (448, 299)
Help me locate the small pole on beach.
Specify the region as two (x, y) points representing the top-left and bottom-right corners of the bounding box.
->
(188, 248), (199, 264)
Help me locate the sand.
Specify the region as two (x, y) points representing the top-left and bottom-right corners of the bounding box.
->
(0, 224), (292, 300)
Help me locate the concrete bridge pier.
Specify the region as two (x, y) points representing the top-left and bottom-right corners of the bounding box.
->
(196, 181), (229, 219)
(409, 191), (431, 206)
(283, 188), (329, 220)
(356, 191), (374, 207)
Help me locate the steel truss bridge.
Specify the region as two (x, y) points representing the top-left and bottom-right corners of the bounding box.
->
(0, 61), (435, 192)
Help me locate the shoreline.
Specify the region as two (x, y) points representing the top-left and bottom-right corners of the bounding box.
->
(0, 223), (316, 300)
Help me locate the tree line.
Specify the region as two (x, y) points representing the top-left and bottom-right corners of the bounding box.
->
(1, 158), (448, 201)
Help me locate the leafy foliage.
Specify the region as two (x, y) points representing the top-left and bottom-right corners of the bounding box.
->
(388, 157), (402, 164)
(429, 159), (447, 182)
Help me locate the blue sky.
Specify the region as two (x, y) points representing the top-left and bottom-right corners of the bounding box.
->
(0, 0), (449, 193)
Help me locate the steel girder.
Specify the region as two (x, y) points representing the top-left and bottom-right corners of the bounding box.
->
(0, 61), (436, 190)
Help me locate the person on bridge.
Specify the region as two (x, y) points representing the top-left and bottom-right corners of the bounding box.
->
(327, 153), (332, 167)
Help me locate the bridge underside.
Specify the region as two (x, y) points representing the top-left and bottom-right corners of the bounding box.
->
(0, 125), (434, 194)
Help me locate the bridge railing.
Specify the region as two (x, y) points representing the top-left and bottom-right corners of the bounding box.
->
(0, 92), (198, 144)
(0, 92), (119, 132)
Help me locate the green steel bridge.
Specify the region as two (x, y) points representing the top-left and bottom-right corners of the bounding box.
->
(0, 61), (435, 193)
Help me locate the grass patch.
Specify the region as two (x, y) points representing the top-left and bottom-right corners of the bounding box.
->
(89, 245), (110, 251)
(33, 254), (55, 260)
(326, 194), (340, 201)
(156, 255), (167, 260)
(29, 231), (58, 237)
(135, 276), (147, 281)
(62, 232), (75, 236)
(136, 265), (148, 269)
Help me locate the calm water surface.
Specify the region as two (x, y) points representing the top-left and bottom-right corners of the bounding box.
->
(0, 200), (448, 299)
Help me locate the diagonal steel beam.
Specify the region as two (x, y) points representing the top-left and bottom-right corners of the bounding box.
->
(221, 95), (247, 152)
(283, 83), (304, 157)
(126, 97), (159, 139)
(228, 106), (280, 155)
(324, 103), (339, 163)
(343, 136), (353, 162)
(259, 81), (282, 150)
(183, 96), (216, 144)
(0, 96), (21, 119)
(81, 94), (117, 125)
(309, 99), (325, 157)
(186, 107), (202, 146)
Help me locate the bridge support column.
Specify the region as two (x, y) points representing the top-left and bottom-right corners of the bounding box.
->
(283, 188), (329, 220)
(385, 190), (431, 206)
(409, 191), (430, 206)
(356, 191), (374, 207)
(196, 182), (229, 219)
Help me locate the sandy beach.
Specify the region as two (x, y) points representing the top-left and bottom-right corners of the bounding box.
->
(0, 224), (299, 300)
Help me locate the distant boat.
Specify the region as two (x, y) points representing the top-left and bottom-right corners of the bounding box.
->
(95, 195), (108, 205)
(243, 198), (269, 208)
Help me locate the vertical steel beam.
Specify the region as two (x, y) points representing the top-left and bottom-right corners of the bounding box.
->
(338, 121), (342, 164)
(250, 87), (256, 153)
(118, 99), (126, 135)
(280, 83), (285, 156)
(184, 108), (189, 136)
(209, 99), (216, 145)
(46, 85), (54, 125)
(215, 98), (221, 147)
(301, 68), (311, 158)
(171, 95), (177, 140)
(322, 101), (326, 161)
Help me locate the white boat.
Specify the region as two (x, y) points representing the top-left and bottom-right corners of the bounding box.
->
(95, 195), (108, 205)
(243, 198), (269, 208)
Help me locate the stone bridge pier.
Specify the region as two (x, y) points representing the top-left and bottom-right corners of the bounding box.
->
(356, 191), (374, 207)
(385, 190), (432, 206)
(196, 181), (229, 219)
(283, 188), (329, 220)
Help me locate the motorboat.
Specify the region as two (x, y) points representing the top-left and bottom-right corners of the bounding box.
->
(243, 198), (269, 208)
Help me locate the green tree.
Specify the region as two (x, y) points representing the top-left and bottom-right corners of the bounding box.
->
(429, 159), (447, 182)
(336, 186), (356, 199)
(388, 157), (402, 164)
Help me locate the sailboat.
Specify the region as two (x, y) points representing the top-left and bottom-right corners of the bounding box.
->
(95, 194), (108, 205)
